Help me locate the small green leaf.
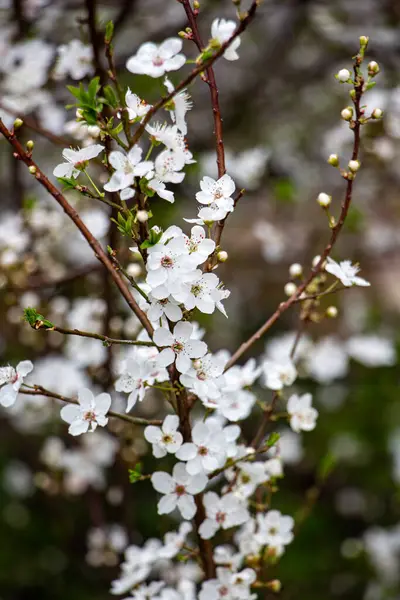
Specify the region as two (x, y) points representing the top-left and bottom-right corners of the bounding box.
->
(103, 85), (118, 108)
(105, 20), (114, 44)
(23, 307), (54, 330)
(57, 176), (78, 190)
(128, 463), (143, 483)
(266, 432), (280, 448)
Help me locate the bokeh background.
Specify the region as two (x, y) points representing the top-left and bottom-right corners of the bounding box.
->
(1, 0), (400, 599)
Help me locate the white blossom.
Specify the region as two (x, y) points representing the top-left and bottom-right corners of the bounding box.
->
(125, 88), (152, 121)
(211, 19), (241, 61)
(261, 359), (297, 390)
(115, 356), (167, 412)
(256, 510), (294, 556)
(151, 462), (208, 520)
(346, 334), (396, 367)
(325, 257), (370, 287)
(199, 492), (249, 539)
(196, 174), (235, 222)
(126, 38), (186, 78)
(147, 294), (183, 322)
(53, 39), (93, 80)
(172, 272), (229, 317)
(287, 393), (318, 433)
(0, 360), (33, 407)
(144, 414), (183, 458)
(176, 420), (227, 474)
(180, 353), (225, 401)
(60, 388), (111, 436)
(199, 567), (256, 600)
(164, 77), (192, 135)
(104, 147), (153, 192)
(153, 321), (208, 373)
(53, 144), (104, 179)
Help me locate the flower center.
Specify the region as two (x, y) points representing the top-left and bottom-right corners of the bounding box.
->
(196, 371), (207, 381)
(175, 484), (186, 496)
(198, 446), (208, 456)
(269, 527), (278, 536)
(216, 511), (226, 524)
(161, 256), (174, 268)
(152, 56), (164, 67)
(214, 188), (223, 200)
(191, 284), (202, 297)
(172, 342), (184, 354)
(162, 434), (173, 444)
(83, 411), (96, 422)
(219, 586), (229, 597)
(241, 474), (251, 484)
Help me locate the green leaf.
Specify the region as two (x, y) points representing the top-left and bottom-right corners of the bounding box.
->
(110, 122), (124, 136)
(105, 20), (114, 44)
(57, 176), (78, 190)
(128, 463), (143, 483)
(88, 77), (101, 102)
(23, 307), (54, 330)
(266, 432), (280, 448)
(103, 85), (118, 108)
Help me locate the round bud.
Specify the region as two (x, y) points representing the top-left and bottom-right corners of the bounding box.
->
(217, 250), (228, 263)
(317, 192), (331, 208)
(178, 30), (186, 38)
(372, 108), (383, 120)
(337, 69), (351, 83)
(326, 306), (338, 319)
(13, 118), (24, 129)
(341, 107), (353, 121)
(136, 210), (149, 223)
(312, 255), (321, 267)
(327, 154), (339, 167)
(368, 61), (380, 76)
(284, 282), (297, 297)
(267, 580), (282, 593)
(348, 160), (360, 173)
(359, 35), (369, 47)
(76, 108), (84, 119)
(26, 140), (34, 151)
(289, 263), (302, 278)
(126, 263), (142, 278)
(28, 165), (37, 175)
(193, 0), (200, 7)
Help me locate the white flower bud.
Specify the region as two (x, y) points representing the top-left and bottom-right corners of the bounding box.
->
(317, 192), (331, 208)
(136, 210), (149, 223)
(28, 165), (37, 174)
(326, 306), (338, 318)
(372, 108), (383, 119)
(312, 255), (321, 267)
(217, 250), (228, 262)
(87, 125), (100, 137)
(327, 154), (339, 167)
(289, 263), (302, 278)
(341, 107), (353, 121)
(359, 36), (369, 48)
(348, 160), (360, 173)
(337, 69), (351, 82)
(368, 61), (380, 76)
(284, 282), (297, 297)
(126, 263), (142, 278)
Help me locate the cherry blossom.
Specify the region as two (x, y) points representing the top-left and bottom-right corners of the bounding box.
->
(144, 415), (183, 458)
(199, 492), (249, 539)
(0, 360), (33, 407)
(53, 39), (94, 80)
(60, 388), (111, 436)
(147, 294), (183, 323)
(199, 567), (257, 600)
(153, 321), (208, 373)
(261, 358), (297, 390)
(103, 147), (153, 192)
(287, 393), (318, 433)
(325, 257), (370, 287)
(182, 225), (216, 266)
(196, 174), (235, 221)
(211, 19), (241, 61)
(115, 356), (166, 412)
(176, 420), (227, 474)
(53, 144), (104, 179)
(255, 510), (294, 556)
(164, 77), (193, 135)
(151, 462), (208, 520)
(180, 353), (226, 401)
(172, 272), (230, 316)
(125, 88), (152, 121)
(126, 38), (186, 78)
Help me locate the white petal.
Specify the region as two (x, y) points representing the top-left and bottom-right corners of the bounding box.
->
(153, 327), (174, 347)
(95, 393), (112, 415)
(144, 425), (162, 444)
(157, 347), (175, 367)
(60, 404), (80, 424)
(199, 518), (219, 540)
(151, 471), (174, 494)
(163, 414), (180, 434)
(69, 419), (89, 436)
(177, 494), (196, 520)
(176, 443), (197, 461)
(78, 388), (94, 410)
(16, 360), (33, 377)
(158, 494), (177, 515)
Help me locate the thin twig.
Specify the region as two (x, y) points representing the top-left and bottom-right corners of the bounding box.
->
(20, 385), (161, 427)
(224, 54), (365, 372)
(0, 118), (154, 338)
(32, 323), (155, 347)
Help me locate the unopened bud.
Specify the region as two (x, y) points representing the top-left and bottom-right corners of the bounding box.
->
(126, 263), (142, 278)
(266, 580), (282, 593)
(76, 108), (84, 120)
(326, 306), (338, 318)
(26, 140), (34, 151)
(348, 160), (360, 173)
(193, 0), (200, 8)
(337, 69), (351, 83)
(284, 282), (297, 297)
(372, 108), (383, 119)
(349, 89), (356, 100)
(317, 192), (331, 208)
(341, 107), (353, 121)
(327, 154), (339, 167)
(359, 35), (369, 48)
(368, 61), (380, 76)
(312, 255), (321, 267)
(217, 250), (228, 263)
(28, 165), (37, 175)
(87, 125), (100, 137)
(289, 263), (302, 278)
(13, 118), (23, 129)
(178, 30), (186, 38)
(136, 210), (149, 223)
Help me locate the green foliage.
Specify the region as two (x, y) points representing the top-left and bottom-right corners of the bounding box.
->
(66, 77), (105, 125)
(140, 227), (163, 249)
(23, 307), (54, 329)
(128, 463), (143, 483)
(111, 211), (134, 237)
(105, 20), (114, 44)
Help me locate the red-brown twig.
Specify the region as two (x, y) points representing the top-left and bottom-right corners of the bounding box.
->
(0, 118), (154, 338)
(225, 56), (364, 372)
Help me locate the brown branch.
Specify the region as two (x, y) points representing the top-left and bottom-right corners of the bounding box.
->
(225, 55), (365, 372)
(0, 102), (70, 146)
(20, 385), (161, 427)
(0, 118), (154, 338)
(129, 2), (260, 148)
(30, 323), (155, 347)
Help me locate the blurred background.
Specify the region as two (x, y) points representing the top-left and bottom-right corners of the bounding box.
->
(1, 0), (400, 599)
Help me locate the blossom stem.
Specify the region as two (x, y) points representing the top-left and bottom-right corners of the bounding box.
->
(20, 384), (162, 426)
(84, 169), (104, 198)
(34, 324), (155, 347)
